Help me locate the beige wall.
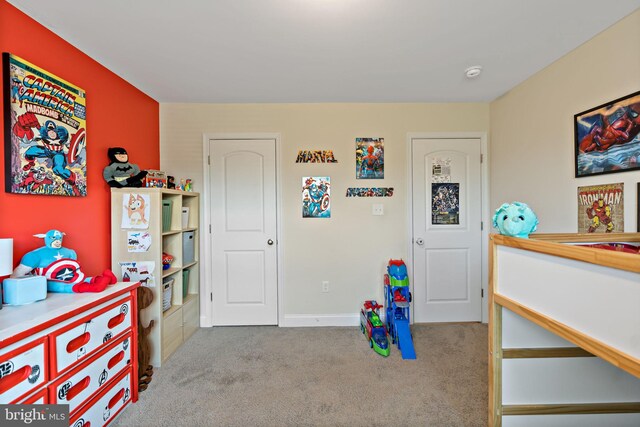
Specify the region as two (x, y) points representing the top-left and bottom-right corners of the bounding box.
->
(160, 103), (489, 320)
(490, 10), (640, 232)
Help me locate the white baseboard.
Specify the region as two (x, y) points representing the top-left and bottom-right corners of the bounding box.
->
(281, 313), (360, 327)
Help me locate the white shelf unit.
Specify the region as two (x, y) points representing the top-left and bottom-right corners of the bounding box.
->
(111, 188), (200, 367)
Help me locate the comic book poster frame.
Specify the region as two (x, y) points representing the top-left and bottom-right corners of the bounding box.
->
(577, 183), (624, 233)
(574, 90), (640, 178)
(637, 183), (639, 232)
(302, 176), (331, 218)
(355, 137), (384, 179)
(431, 182), (460, 225)
(3, 52), (87, 196)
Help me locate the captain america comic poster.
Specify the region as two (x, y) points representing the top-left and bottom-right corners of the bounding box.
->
(3, 53), (87, 196)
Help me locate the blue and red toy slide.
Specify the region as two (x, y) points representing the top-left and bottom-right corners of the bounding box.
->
(384, 259), (416, 359)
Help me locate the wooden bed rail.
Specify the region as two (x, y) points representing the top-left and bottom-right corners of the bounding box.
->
(488, 233), (640, 427)
(491, 233), (640, 274)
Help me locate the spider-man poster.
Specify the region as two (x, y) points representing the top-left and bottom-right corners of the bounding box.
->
(3, 53), (87, 196)
(356, 138), (383, 179)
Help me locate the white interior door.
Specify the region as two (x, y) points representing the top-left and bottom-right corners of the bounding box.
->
(412, 138), (482, 322)
(209, 139), (278, 325)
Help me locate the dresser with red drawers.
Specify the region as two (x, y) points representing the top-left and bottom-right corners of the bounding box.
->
(0, 282), (139, 426)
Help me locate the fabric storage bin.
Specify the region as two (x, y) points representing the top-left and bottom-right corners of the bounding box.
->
(183, 231), (195, 264)
(182, 269), (190, 299)
(162, 199), (173, 231)
(162, 278), (173, 312)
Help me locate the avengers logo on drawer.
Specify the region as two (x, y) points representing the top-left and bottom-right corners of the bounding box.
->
(69, 369), (132, 427)
(0, 337), (47, 404)
(51, 297), (132, 376)
(51, 333), (132, 414)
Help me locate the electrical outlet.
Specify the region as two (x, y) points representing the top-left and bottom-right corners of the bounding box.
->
(321, 281), (329, 293)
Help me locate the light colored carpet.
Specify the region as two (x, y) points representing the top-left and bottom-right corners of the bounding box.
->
(112, 323), (487, 427)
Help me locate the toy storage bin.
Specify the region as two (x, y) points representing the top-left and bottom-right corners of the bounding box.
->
(162, 278), (174, 312)
(183, 231), (195, 264)
(162, 200), (173, 232)
(182, 269), (190, 299)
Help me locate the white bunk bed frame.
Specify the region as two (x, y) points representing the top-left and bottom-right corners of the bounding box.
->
(489, 232), (640, 427)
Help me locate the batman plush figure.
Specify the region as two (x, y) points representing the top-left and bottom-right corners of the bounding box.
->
(103, 147), (148, 187)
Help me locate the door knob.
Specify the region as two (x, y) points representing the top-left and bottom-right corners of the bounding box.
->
(415, 238), (424, 246)
(267, 239), (274, 246)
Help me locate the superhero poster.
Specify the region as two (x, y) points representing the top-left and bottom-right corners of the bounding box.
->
(302, 176), (330, 218)
(431, 183), (460, 225)
(574, 90), (640, 178)
(577, 183), (624, 233)
(356, 138), (383, 179)
(3, 53), (87, 196)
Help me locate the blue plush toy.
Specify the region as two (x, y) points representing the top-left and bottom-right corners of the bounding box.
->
(492, 202), (539, 238)
(11, 230), (116, 293)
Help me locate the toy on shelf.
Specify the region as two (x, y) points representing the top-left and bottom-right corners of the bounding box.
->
(492, 202), (539, 238)
(359, 300), (390, 357)
(103, 147), (148, 188)
(11, 229), (116, 293)
(384, 259), (416, 359)
(162, 252), (174, 270)
(178, 178), (193, 192)
(143, 170), (167, 188)
(167, 175), (176, 189)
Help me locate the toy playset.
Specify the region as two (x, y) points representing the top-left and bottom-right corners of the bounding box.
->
(359, 300), (390, 357)
(360, 259), (417, 359)
(384, 259), (416, 359)
(143, 170), (167, 188)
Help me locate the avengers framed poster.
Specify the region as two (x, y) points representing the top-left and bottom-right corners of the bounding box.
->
(431, 183), (460, 225)
(574, 90), (640, 178)
(577, 183), (624, 233)
(3, 53), (87, 196)
(302, 176), (330, 218)
(356, 138), (383, 179)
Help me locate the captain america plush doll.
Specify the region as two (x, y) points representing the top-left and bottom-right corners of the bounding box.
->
(11, 230), (116, 293)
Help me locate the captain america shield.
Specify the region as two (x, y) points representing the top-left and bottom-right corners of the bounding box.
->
(42, 258), (85, 284)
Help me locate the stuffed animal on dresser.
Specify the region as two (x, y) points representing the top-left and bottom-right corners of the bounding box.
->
(103, 147), (147, 188)
(11, 229), (116, 293)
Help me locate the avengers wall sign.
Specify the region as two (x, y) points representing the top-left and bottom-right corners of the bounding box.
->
(302, 176), (330, 218)
(356, 138), (383, 179)
(577, 183), (624, 233)
(345, 187), (394, 197)
(3, 53), (87, 196)
(574, 90), (640, 178)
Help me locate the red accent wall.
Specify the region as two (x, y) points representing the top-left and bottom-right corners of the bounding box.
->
(0, 2), (159, 275)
